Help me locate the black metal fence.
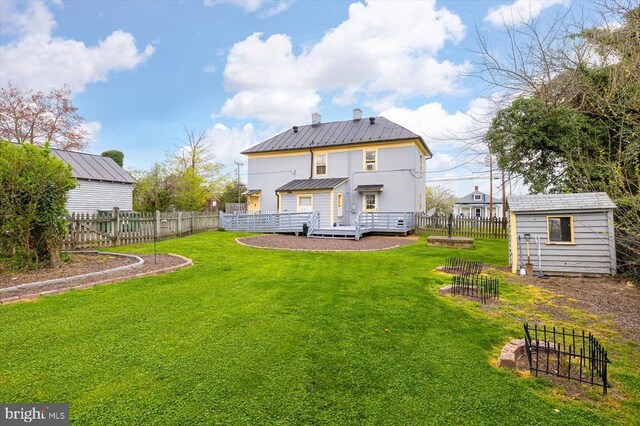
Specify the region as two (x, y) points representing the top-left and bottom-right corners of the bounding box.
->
(443, 257), (483, 277)
(523, 323), (610, 394)
(450, 274), (500, 303)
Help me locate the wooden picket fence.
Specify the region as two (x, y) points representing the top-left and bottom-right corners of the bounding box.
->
(415, 213), (508, 239)
(63, 208), (219, 250)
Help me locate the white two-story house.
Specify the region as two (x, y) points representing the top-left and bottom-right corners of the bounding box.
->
(242, 110), (432, 228)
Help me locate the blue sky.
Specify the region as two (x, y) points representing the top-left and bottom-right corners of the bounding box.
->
(0, 0), (576, 195)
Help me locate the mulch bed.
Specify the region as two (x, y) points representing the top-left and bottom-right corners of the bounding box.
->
(236, 234), (419, 251)
(0, 253), (138, 288)
(0, 253), (191, 303)
(505, 274), (640, 341)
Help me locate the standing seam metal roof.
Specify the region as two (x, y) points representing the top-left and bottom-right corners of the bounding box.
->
(242, 116), (431, 155)
(276, 178), (348, 192)
(51, 148), (135, 184)
(507, 193), (616, 212)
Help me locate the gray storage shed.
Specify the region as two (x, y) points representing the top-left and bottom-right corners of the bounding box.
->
(507, 193), (617, 276)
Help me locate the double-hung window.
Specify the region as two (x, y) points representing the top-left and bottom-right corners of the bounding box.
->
(364, 150), (377, 171)
(547, 216), (574, 244)
(315, 154), (327, 176)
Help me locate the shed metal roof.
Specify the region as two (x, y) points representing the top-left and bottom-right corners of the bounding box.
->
(276, 178), (348, 192)
(242, 116), (431, 155)
(507, 193), (616, 212)
(51, 148), (135, 184)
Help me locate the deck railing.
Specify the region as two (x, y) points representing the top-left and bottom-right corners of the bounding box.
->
(220, 211), (312, 233)
(306, 212), (321, 238)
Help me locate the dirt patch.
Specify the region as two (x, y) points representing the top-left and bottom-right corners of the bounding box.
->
(0, 253), (138, 288)
(0, 254), (191, 303)
(505, 273), (640, 340)
(236, 234), (419, 251)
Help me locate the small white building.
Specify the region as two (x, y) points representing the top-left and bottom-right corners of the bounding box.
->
(453, 186), (502, 218)
(508, 193), (617, 276)
(51, 148), (135, 214)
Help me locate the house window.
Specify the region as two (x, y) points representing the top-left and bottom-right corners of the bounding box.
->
(364, 193), (377, 211)
(475, 208), (482, 218)
(473, 194), (482, 201)
(548, 216), (574, 243)
(315, 154), (327, 176)
(298, 195), (313, 213)
(364, 150), (377, 171)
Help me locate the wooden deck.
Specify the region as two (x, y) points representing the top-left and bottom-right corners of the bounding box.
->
(220, 211), (415, 240)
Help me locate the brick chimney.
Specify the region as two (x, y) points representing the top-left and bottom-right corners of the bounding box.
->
(475, 185), (479, 191)
(353, 108), (362, 121)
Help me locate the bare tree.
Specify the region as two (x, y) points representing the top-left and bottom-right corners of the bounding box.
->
(0, 84), (89, 150)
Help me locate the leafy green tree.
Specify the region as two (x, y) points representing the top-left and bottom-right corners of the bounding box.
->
(131, 163), (173, 212)
(216, 180), (247, 210)
(0, 141), (75, 270)
(101, 150), (125, 167)
(480, 4), (640, 278)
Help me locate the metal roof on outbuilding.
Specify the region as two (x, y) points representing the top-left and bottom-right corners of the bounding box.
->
(507, 192), (616, 212)
(51, 148), (135, 184)
(276, 177), (348, 192)
(242, 116), (431, 156)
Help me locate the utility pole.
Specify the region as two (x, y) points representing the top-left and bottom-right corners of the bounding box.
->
(501, 168), (507, 219)
(234, 161), (243, 204)
(488, 152), (494, 218)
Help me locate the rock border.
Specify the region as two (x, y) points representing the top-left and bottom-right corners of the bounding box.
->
(0, 251), (144, 295)
(235, 236), (418, 252)
(498, 339), (526, 369)
(0, 253), (193, 305)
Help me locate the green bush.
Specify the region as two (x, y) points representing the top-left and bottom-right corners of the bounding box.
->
(0, 142), (75, 270)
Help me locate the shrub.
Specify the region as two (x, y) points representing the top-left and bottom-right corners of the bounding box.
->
(0, 142), (75, 270)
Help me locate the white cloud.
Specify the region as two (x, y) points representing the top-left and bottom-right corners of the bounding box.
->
(484, 0), (569, 27)
(204, 122), (257, 168)
(203, 64), (217, 74)
(203, 0), (292, 16)
(220, 0), (467, 124)
(380, 97), (497, 150)
(82, 121), (102, 146)
(0, 1), (154, 93)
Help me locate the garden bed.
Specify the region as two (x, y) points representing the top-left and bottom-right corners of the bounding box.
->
(505, 274), (640, 341)
(236, 234), (418, 251)
(0, 253), (191, 303)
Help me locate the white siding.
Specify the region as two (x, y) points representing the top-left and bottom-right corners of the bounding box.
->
(511, 211), (615, 275)
(66, 180), (134, 214)
(279, 191), (332, 227)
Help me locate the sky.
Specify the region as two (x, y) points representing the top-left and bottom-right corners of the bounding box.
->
(0, 0), (578, 196)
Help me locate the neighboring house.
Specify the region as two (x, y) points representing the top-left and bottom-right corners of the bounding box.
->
(51, 148), (135, 214)
(507, 193), (617, 276)
(242, 110), (432, 228)
(453, 186), (502, 218)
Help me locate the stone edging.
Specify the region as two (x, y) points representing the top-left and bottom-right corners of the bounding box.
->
(0, 251), (144, 294)
(0, 253), (193, 305)
(498, 339), (526, 369)
(234, 236), (417, 252)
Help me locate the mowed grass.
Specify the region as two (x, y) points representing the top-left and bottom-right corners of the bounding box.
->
(0, 232), (634, 424)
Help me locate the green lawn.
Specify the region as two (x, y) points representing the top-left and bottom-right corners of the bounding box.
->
(0, 232), (637, 424)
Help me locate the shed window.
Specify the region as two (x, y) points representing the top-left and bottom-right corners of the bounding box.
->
(547, 216), (574, 243)
(315, 154), (327, 175)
